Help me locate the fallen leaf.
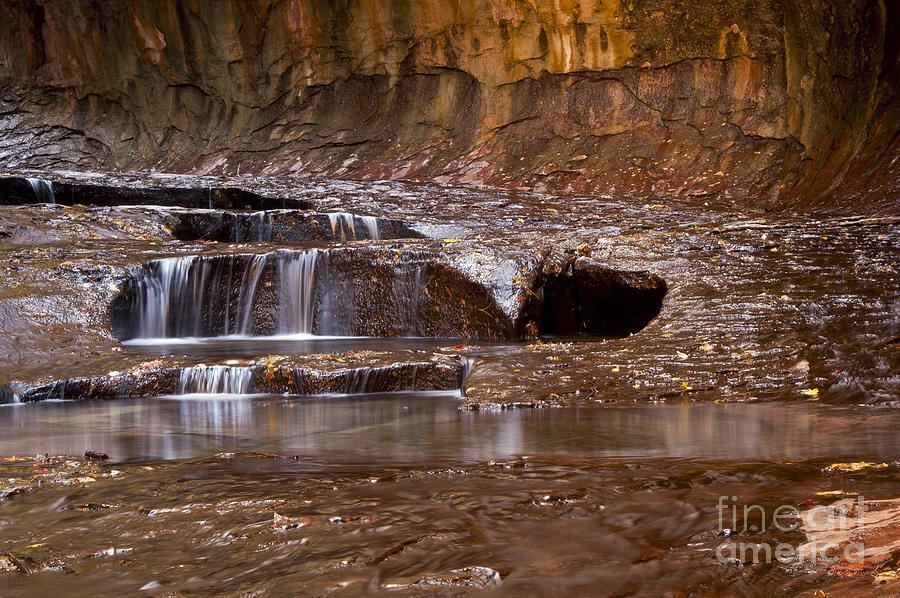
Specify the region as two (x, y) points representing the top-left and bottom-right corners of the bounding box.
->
(825, 462), (889, 473)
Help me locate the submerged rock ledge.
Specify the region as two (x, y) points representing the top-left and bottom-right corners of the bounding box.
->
(8, 354), (467, 403)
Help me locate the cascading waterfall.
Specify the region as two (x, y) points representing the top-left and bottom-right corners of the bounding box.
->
(276, 249), (321, 334)
(0, 388), (21, 404)
(120, 248), (430, 340)
(327, 212), (380, 241)
(252, 211), (274, 242)
(127, 254), (268, 338)
(360, 215), (379, 240)
(26, 178), (55, 203)
(178, 366), (253, 394)
(343, 367), (375, 394)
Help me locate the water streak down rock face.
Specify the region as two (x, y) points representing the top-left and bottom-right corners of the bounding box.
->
(0, 1), (897, 212)
(110, 249), (667, 341)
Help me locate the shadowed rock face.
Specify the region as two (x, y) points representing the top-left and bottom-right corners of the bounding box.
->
(167, 210), (423, 243)
(0, 177), (312, 210)
(0, 1), (896, 212)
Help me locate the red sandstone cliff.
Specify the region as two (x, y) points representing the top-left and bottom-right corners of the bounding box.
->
(0, 0), (897, 212)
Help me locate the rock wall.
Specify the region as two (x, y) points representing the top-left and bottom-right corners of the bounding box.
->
(0, 0), (897, 212)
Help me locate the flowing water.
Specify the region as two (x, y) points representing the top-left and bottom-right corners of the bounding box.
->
(327, 212), (381, 241)
(0, 401), (897, 597)
(1, 173), (898, 596)
(124, 254), (270, 338)
(0, 396), (898, 462)
(25, 178), (54, 203)
(177, 366), (255, 395)
(120, 248), (434, 340)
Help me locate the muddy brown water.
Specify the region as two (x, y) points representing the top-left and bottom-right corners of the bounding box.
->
(0, 397), (899, 597)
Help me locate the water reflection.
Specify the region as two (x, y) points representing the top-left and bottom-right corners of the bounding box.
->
(1, 394), (898, 462)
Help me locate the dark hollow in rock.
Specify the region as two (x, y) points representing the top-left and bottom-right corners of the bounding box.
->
(167, 210), (424, 242)
(0, 177), (312, 210)
(534, 261), (667, 337)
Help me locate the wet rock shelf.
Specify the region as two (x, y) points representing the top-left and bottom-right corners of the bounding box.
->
(6, 353), (467, 402)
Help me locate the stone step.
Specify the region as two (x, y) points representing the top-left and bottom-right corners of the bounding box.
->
(7, 351), (467, 402)
(167, 209), (423, 242)
(0, 176), (312, 210)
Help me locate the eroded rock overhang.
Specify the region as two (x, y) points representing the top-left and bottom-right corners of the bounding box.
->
(108, 245), (666, 342)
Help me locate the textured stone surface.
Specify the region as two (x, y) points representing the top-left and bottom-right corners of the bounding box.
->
(0, 1), (897, 211)
(2, 174), (897, 406)
(11, 353), (467, 402)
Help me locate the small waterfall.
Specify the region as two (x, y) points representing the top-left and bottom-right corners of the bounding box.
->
(250, 211), (274, 242)
(360, 216), (380, 240)
(232, 211), (274, 242)
(127, 254), (268, 338)
(0, 388), (21, 404)
(327, 213), (380, 241)
(342, 364), (419, 394)
(178, 366), (253, 394)
(343, 367), (374, 394)
(26, 178), (55, 203)
(277, 249), (321, 334)
(234, 254), (268, 333)
(121, 248), (429, 340)
(328, 212), (354, 241)
(404, 265), (425, 336)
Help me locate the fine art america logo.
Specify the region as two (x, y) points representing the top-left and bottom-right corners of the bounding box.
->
(715, 495), (866, 564)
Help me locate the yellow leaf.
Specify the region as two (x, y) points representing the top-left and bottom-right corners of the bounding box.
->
(802, 388), (819, 397)
(875, 570), (900, 582)
(443, 239), (460, 243)
(825, 462), (889, 473)
(676, 351), (689, 359)
(611, 366), (620, 372)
